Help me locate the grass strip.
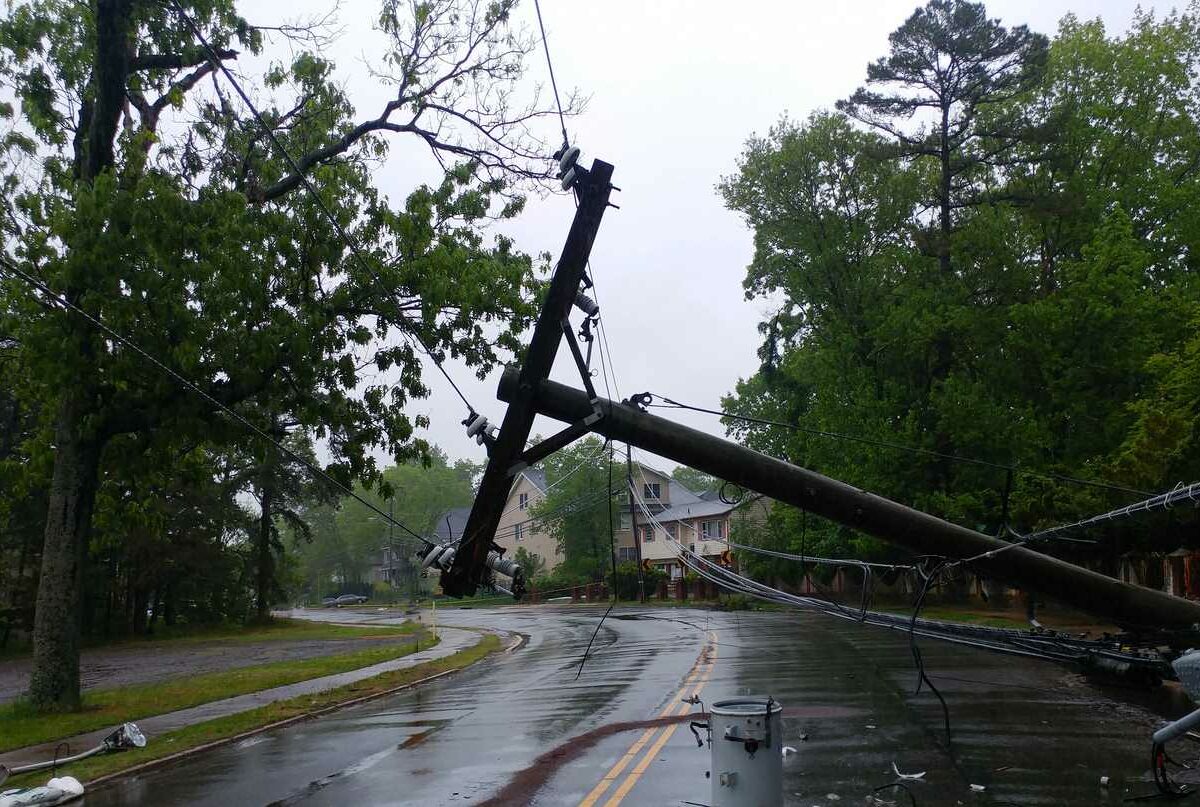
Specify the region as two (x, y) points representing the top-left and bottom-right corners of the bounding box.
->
(880, 606), (1030, 630)
(4, 633), (501, 788)
(0, 616), (419, 660)
(0, 623), (427, 752)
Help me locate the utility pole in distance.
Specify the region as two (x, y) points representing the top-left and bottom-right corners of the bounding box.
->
(627, 444), (645, 603)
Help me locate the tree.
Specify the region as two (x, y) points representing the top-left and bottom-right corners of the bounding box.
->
(837, 0), (1048, 275)
(247, 431), (336, 620)
(721, 6), (1200, 582)
(0, 0), (567, 709)
(294, 447), (477, 595)
(670, 466), (715, 495)
(512, 547), (546, 582)
(530, 437), (614, 581)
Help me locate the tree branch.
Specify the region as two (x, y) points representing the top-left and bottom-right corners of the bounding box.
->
(131, 49), (238, 71)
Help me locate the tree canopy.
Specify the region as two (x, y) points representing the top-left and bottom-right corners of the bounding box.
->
(529, 437), (616, 583)
(720, 5), (1200, 572)
(0, 0), (565, 708)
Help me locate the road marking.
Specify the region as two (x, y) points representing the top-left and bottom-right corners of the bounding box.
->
(578, 631), (718, 807)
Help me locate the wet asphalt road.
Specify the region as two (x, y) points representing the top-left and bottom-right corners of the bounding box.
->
(84, 605), (1185, 806)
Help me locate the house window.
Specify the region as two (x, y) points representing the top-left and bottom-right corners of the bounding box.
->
(643, 482), (661, 500)
(514, 523), (525, 542)
(665, 524), (677, 539)
(701, 520), (725, 540)
(689, 543), (696, 554)
(640, 524), (654, 543)
(619, 513), (631, 531)
(519, 492), (529, 510)
(618, 547), (637, 562)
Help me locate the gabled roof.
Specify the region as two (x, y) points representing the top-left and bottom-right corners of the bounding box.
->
(634, 459), (673, 480)
(518, 467), (548, 492)
(433, 506), (472, 542)
(698, 488), (722, 501)
(668, 480), (703, 505)
(655, 498), (739, 523)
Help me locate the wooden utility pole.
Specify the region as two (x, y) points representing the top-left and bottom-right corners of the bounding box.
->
(497, 370), (1200, 631)
(627, 444), (645, 603)
(441, 158), (615, 597)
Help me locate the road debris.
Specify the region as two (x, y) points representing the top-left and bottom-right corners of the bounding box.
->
(891, 762), (926, 780)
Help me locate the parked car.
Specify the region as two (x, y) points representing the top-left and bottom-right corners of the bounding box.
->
(334, 594), (368, 607)
(321, 596), (338, 607)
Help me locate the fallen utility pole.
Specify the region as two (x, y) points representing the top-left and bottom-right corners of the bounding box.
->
(440, 155), (616, 597)
(498, 370), (1200, 631)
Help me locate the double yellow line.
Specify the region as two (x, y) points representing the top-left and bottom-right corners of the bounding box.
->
(577, 630), (718, 807)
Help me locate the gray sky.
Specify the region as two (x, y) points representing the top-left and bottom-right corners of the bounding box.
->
(242, 0), (1152, 472)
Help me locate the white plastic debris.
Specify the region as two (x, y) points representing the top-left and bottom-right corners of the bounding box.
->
(1100, 776), (1111, 787)
(970, 784), (987, 792)
(892, 762), (927, 780)
(782, 746), (798, 756)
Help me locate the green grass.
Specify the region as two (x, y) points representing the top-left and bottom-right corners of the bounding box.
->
(883, 606), (1030, 630)
(0, 617), (419, 660)
(2, 633), (502, 788)
(0, 621), (428, 753)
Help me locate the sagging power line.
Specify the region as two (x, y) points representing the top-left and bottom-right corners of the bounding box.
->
(0, 258), (431, 551)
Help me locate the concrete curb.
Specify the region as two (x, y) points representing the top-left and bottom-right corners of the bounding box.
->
(85, 629), (519, 790)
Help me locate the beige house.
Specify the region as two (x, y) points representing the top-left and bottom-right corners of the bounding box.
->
(432, 461), (768, 583)
(491, 468), (563, 572)
(629, 466), (771, 579)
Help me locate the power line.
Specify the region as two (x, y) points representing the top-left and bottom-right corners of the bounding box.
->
(647, 393), (1151, 498)
(575, 438), (619, 680)
(532, 0), (569, 151)
(490, 485), (622, 541)
(955, 481), (1200, 566)
(169, 0), (479, 417)
(0, 258), (431, 548)
(1026, 480), (1200, 542)
(495, 436), (611, 523)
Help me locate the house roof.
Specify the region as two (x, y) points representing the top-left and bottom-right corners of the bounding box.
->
(433, 506), (472, 542)
(698, 488), (722, 501)
(519, 467), (548, 492)
(655, 498), (738, 523)
(669, 480), (703, 505)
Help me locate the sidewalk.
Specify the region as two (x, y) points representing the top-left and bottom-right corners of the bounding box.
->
(0, 626), (479, 769)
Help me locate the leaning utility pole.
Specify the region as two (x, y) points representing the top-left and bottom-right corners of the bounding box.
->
(439, 152), (616, 597)
(434, 147), (1200, 634)
(497, 371), (1200, 631)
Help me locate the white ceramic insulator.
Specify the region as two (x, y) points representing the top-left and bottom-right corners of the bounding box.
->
(558, 146), (580, 174)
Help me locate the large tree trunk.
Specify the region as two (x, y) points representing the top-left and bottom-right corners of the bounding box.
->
(938, 101), (952, 276)
(255, 442), (277, 621)
(28, 392), (103, 709)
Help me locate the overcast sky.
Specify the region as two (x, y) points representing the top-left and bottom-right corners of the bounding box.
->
(240, 0), (1155, 473)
